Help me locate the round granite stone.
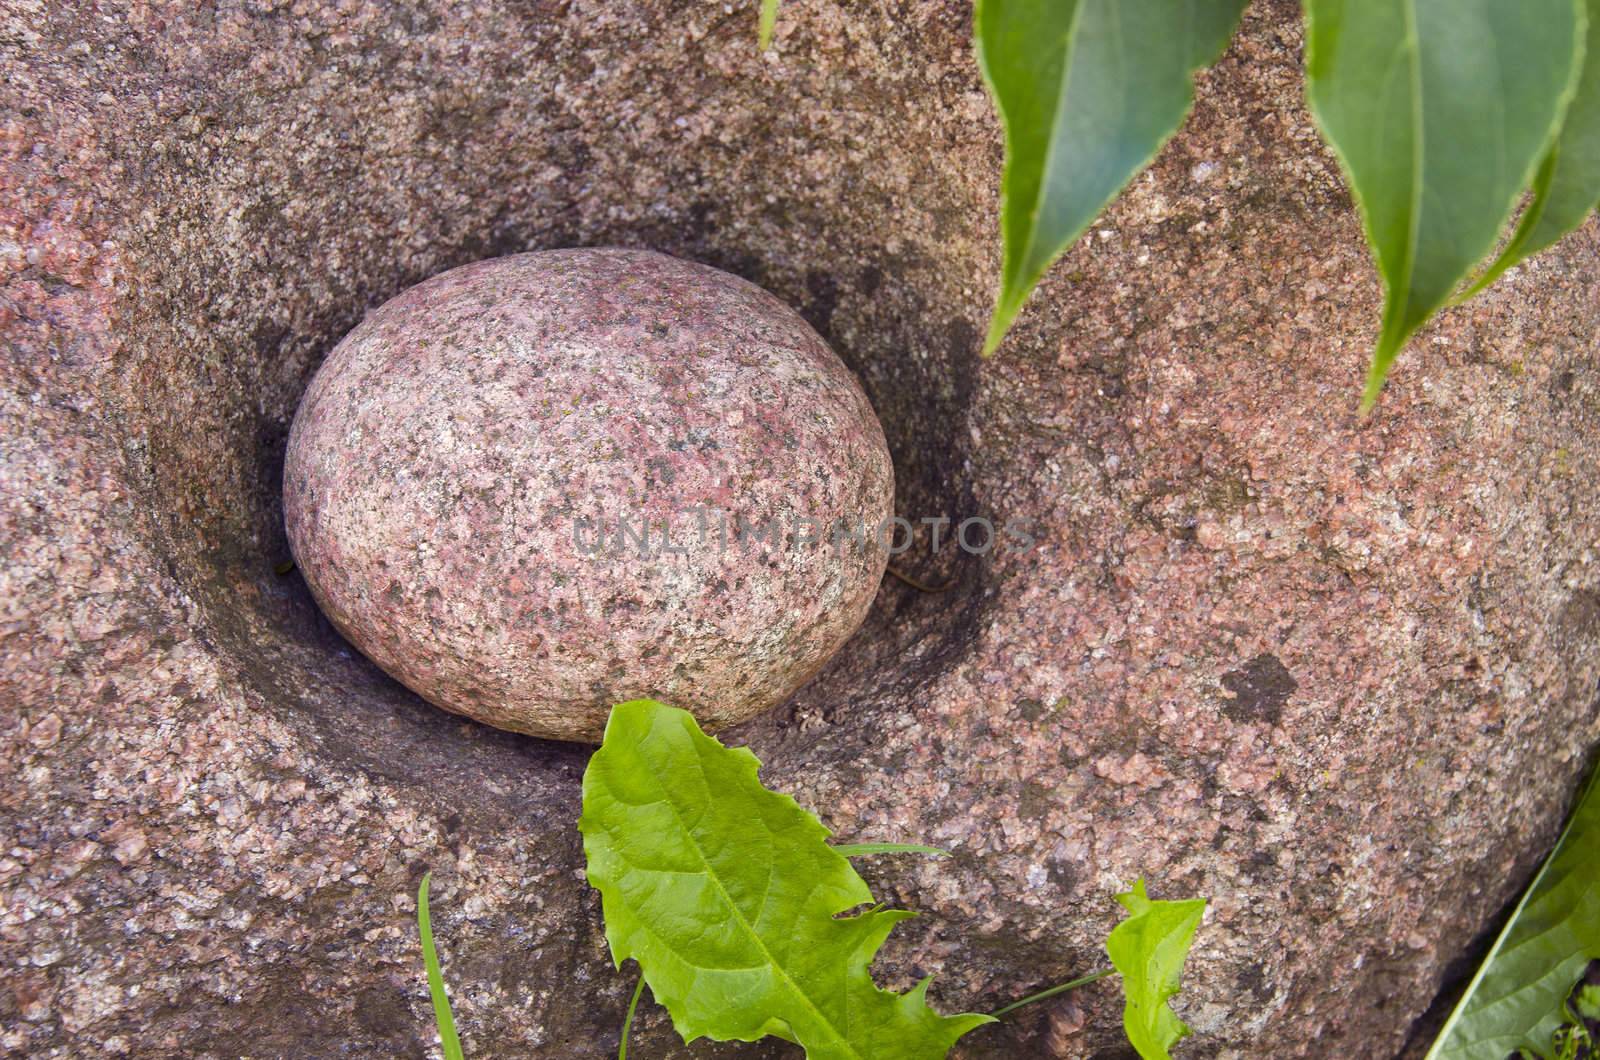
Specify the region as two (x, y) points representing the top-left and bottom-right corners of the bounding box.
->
(283, 248), (894, 742)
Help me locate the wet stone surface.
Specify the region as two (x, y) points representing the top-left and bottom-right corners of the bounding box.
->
(285, 249), (894, 741)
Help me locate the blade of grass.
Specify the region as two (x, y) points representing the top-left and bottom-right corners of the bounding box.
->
(618, 972), (646, 1060)
(758, 0), (779, 49)
(417, 872), (465, 1060)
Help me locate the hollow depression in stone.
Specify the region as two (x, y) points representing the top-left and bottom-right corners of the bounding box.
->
(283, 249), (895, 742)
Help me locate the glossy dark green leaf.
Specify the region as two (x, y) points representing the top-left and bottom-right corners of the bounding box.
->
(975, 0), (1248, 355)
(580, 700), (993, 1059)
(1465, 0), (1600, 299)
(1426, 768), (1600, 1060)
(1303, 0), (1586, 411)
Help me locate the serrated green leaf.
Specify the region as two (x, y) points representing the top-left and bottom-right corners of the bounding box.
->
(1464, 0), (1600, 300)
(579, 700), (994, 1060)
(974, 0), (1247, 355)
(1106, 879), (1207, 1060)
(1426, 768), (1600, 1060)
(1302, 0), (1586, 412)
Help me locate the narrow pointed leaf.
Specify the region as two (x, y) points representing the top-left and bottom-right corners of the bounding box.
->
(975, 0), (1248, 355)
(1106, 879), (1207, 1060)
(417, 872), (466, 1060)
(1302, 0), (1586, 411)
(580, 700), (993, 1059)
(1425, 768), (1600, 1060)
(1465, 0), (1600, 299)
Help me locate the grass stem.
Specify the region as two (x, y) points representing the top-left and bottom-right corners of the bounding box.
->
(418, 872), (465, 1060)
(991, 968), (1115, 1018)
(619, 973), (646, 1060)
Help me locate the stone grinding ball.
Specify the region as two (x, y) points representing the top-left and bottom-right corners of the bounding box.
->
(283, 248), (895, 743)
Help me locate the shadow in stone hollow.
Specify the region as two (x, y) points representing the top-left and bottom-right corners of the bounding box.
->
(103, 6), (1001, 822)
(114, 234), (993, 822)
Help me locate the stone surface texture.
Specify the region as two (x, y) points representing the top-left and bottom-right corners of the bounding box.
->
(285, 248), (893, 742)
(2, 0), (1598, 1057)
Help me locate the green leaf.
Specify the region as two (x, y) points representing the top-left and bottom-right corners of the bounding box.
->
(417, 872), (466, 1060)
(974, 0), (1248, 355)
(1106, 878), (1207, 1060)
(1302, 0), (1587, 412)
(1426, 767), (1600, 1060)
(1577, 983), (1600, 1023)
(830, 842), (951, 858)
(1464, 0), (1600, 300)
(759, 0), (779, 50)
(579, 699), (994, 1059)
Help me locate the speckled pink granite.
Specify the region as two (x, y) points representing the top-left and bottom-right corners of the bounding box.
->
(3, 0), (1600, 1057)
(285, 249), (893, 741)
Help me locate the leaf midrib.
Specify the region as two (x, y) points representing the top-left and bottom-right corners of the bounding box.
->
(638, 719), (868, 1059)
(1016, 0), (1090, 291)
(1395, 0), (1424, 343)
